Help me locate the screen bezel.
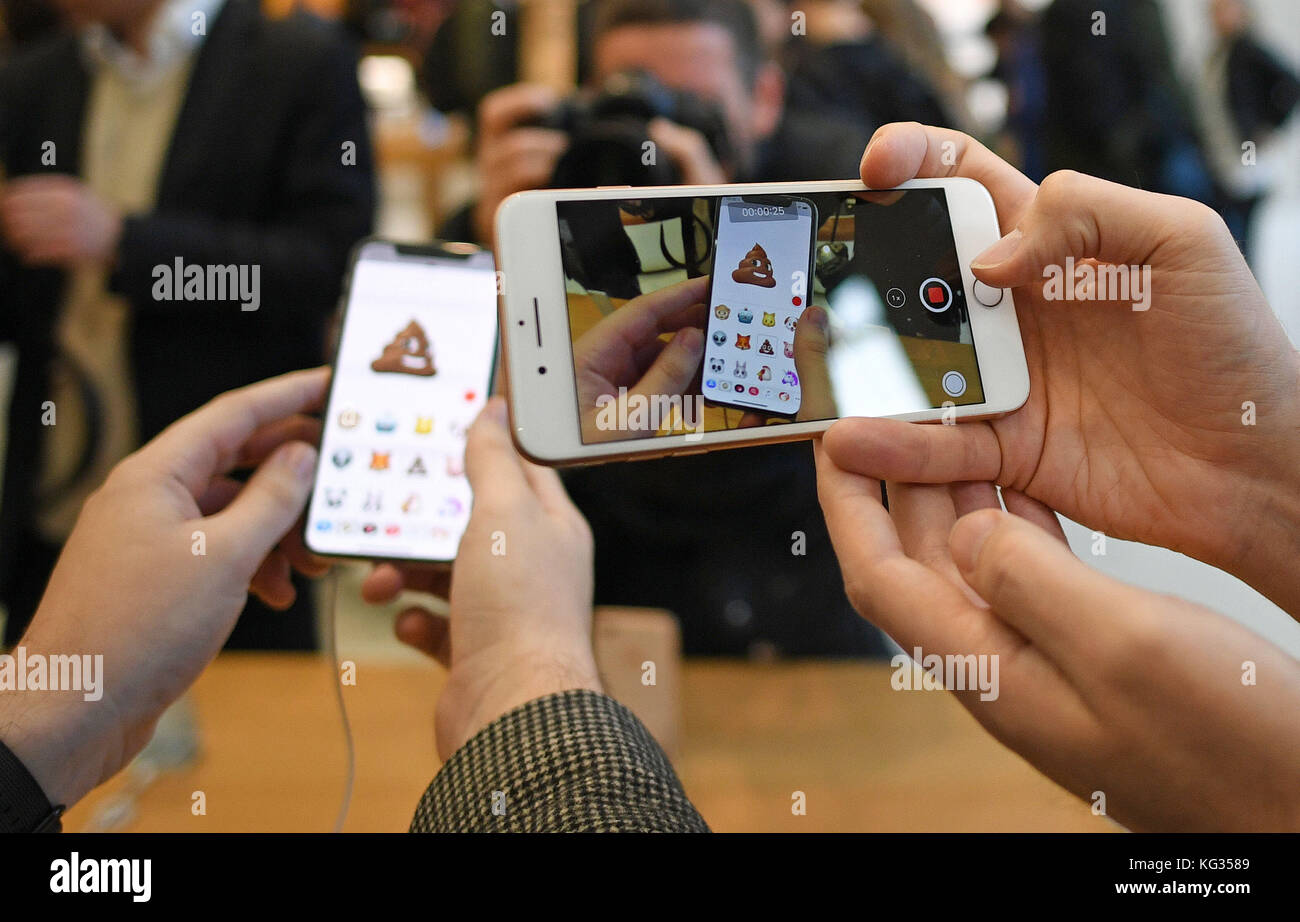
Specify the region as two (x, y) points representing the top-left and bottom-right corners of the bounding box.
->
(304, 237), (500, 564)
(496, 178), (1028, 466)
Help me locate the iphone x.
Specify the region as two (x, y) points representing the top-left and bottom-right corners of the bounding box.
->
(305, 240), (498, 562)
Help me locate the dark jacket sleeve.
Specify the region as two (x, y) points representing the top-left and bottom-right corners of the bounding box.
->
(108, 28), (375, 319)
(1227, 35), (1300, 138)
(410, 689), (709, 833)
(0, 738), (60, 832)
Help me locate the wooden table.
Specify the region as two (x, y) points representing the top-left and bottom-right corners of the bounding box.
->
(64, 655), (1113, 833)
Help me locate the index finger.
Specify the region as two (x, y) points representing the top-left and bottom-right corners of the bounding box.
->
(589, 275), (710, 346)
(814, 443), (1084, 732)
(860, 122), (1037, 234)
(813, 441), (1012, 657)
(823, 415), (1004, 485)
(136, 367), (330, 496)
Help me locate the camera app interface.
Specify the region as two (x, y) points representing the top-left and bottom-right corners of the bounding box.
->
(308, 246), (497, 561)
(704, 196), (816, 416)
(555, 188), (985, 446)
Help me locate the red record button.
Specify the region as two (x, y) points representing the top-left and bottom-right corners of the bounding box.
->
(919, 277), (953, 313)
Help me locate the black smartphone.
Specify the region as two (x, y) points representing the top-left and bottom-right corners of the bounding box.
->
(305, 239), (498, 562)
(702, 194), (818, 415)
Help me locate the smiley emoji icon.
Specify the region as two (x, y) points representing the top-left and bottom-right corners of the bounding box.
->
(732, 243), (776, 288)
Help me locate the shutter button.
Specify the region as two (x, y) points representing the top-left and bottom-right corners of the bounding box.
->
(972, 280), (1004, 307)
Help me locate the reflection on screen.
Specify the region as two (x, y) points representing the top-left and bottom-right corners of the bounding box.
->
(556, 189), (984, 445)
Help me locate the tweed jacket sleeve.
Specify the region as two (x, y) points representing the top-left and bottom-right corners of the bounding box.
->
(410, 689), (709, 833)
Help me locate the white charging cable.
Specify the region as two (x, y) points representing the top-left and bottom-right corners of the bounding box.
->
(320, 570), (355, 833)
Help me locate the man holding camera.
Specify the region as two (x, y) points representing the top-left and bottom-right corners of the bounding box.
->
(462, 0), (866, 247)
(456, 0), (883, 656)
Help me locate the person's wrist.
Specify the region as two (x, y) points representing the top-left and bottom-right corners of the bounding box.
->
(436, 642), (601, 760)
(0, 678), (121, 809)
(1218, 448), (1300, 617)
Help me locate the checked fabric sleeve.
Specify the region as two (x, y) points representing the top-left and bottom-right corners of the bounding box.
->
(410, 689), (709, 832)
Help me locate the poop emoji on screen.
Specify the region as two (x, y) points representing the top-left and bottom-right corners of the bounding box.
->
(732, 243), (776, 288)
(372, 320), (437, 376)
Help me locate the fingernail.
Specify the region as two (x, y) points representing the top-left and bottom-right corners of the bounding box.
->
(805, 304), (828, 333)
(972, 228), (1023, 269)
(950, 511), (999, 575)
(281, 441), (317, 479)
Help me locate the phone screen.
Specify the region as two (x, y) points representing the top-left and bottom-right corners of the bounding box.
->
(554, 188), (984, 444)
(704, 196), (816, 415)
(306, 242), (497, 562)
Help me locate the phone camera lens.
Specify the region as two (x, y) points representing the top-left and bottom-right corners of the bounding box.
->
(538, 366), (547, 375)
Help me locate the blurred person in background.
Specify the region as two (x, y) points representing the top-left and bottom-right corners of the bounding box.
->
(750, 0), (959, 159)
(0, 0), (375, 648)
(1190, 0), (1298, 247)
(451, 0), (889, 657)
(418, 1), (964, 205)
(985, 0), (1047, 181)
(1040, 0), (1217, 205)
(450, 0), (867, 247)
(0, 0), (61, 55)
(416, 0), (517, 119)
(859, 0), (972, 130)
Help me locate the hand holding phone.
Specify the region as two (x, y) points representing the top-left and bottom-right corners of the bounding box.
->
(571, 275), (708, 442)
(826, 122), (1300, 617)
(359, 397), (602, 760)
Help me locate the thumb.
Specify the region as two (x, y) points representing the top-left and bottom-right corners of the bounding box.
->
(630, 325), (705, 404)
(464, 396), (530, 504)
(949, 508), (1135, 672)
(793, 304), (837, 421)
(209, 440), (317, 574)
(969, 170), (1191, 290)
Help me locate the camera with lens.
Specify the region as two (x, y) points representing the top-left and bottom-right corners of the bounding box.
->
(536, 70), (734, 187)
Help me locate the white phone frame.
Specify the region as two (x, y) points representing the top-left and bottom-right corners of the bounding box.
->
(496, 178), (1028, 466)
